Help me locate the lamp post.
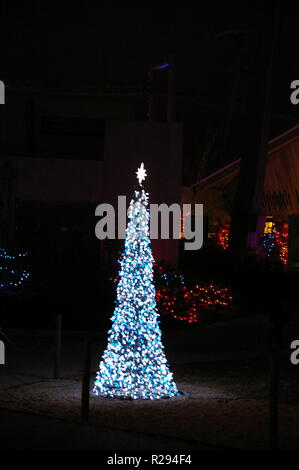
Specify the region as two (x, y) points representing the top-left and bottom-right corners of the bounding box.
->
(148, 53), (176, 123)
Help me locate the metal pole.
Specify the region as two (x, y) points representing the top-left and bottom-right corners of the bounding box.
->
(167, 53), (176, 123)
(269, 325), (279, 449)
(53, 314), (62, 379)
(147, 64), (155, 121)
(81, 339), (91, 423)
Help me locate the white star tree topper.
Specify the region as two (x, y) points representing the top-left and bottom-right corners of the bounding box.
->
(136, 163), (147, 185)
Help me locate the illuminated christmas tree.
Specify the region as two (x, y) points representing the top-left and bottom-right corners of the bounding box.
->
(93, 163), (179, 399)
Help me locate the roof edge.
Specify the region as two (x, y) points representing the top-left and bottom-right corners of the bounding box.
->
(194, 122), (299, 189)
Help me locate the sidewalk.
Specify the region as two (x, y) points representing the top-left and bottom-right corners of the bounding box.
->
(0, 409), (207, 450)
(1, 314), (299, 450)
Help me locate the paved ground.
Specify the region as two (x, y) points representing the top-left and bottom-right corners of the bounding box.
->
(0, 409), (207, 450)
(0, 313), (299, 450)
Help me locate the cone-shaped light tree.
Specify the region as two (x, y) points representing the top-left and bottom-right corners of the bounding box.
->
(93, 163), (179, 399)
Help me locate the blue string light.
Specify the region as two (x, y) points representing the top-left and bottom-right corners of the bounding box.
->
(94, 181), (179, 400)
(262, 233), (276, 257)
(0, 248), (30, 289)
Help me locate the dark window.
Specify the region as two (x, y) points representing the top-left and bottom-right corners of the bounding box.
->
(38, 116), (105, 160)
(40, 116), (105, 138)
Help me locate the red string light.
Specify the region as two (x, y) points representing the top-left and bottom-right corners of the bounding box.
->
(111, 259), (234, 324)
(156, 282), (233, 324)
(217, 224), (230, 250)
(274, 223), (288, 265)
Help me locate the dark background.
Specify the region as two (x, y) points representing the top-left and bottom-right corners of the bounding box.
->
(0, 3), (299, 329)
(1, 3), (299, 179)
